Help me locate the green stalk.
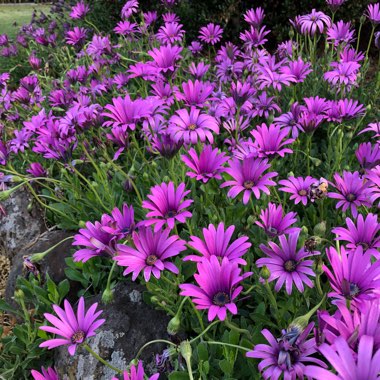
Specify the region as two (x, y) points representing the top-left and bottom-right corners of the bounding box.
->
(83, 344), (123, 374)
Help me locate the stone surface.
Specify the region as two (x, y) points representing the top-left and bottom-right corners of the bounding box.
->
(5, 229), (74, 303)
(0, 186), (47, 259)
(54, 282), (171, 380)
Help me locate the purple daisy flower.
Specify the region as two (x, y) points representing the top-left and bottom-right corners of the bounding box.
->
(188, 62), (210, 79)
(114, 21), (138, 37)
(156, 22), (185, 44)
(305, 335), (380, 380)
(101, 203), (135, 239)
(274, 102), (305, 139)
(278, 176), (316, 206)
(39, 297), (105, 356)
(281, 58), (313, 83)
(327, 21), (355, 46)
(111, 361), (159, 380)
(70, 1), (90, 20)
(240, 26), (270, 48)
(256, 231), (319, 295)
(114, 227), (186, 282)
(65, 27), (87, 48)
(299, 9), (331, 36)
(148, 44), (183, 74)
(198, 23), (223, 45)
(168, 107), (219, 144)
(323, 246), (380, 305)
(221, 157), (277, 204)
(31, 367), (59, 380)
(326, 0), (347, 12)
(175, 79), (214, 107)
(332, 214), (380, 258)
(27, 162), (47, 178)
(256, 203), (300, 238)
(324, 61), (360, 90)
(361, 122), (380, 141)
(121, 0), (139, 20)
(328, 171), (371, 217)
(365, 3), (380, 25)
(181, 145), (228, 183)
(250, 123), (294, 158)
(367, 166), (380, 206)
(247, 324), (325, 380)
(142, 181), (193, 232)
(188, 41), (203, 55)
(179, 256), (251, 321)
(243, 7), (265, 28)
(355, 143), (380, 171)
(184, 222), (251, 265)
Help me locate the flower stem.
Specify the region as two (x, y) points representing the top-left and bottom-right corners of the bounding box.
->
(205, 341), (251, 352)
(365, 26), (376, 61)
(83, 343), (123, 374)
(264, 280), (279, 318)
(135, 339), (177, 360)
(30, 236), (74, 262)
(189, 320), (220, 344)
(224, 318), (252, 339)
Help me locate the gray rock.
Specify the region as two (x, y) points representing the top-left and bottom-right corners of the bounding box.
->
(54, 282), (171, 380)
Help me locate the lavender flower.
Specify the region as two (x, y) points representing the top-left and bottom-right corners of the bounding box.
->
(31, 367), (59, 380)
(199, 23), (223, 45)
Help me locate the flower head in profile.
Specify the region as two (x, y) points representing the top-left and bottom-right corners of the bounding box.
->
(148, 45), (183, 74)
(31, 367), (59, 380)
(101, 203), (135, 239)
(323, 246), (380, 305)
(180, 256), (251, 321)
(256, 203), (300, 238)
(355, 143), (380, 171)
(65, 27), (87, 48)
(328, 171), (371, 217)
(121, 0), (139, 20)
(305, 335), (380, 380)
(156, 22), (185, 44)
(142, 182), (193, 232)
(299, 9), (331, 36)
(198, 23), (223, 45)
(39, 297), (105, 356)
(327, 21), (355, 46)
(221, 157), (277, 204)
(278, 176), (316, 206)
(168, 107), (219, 144)
(365, 3), (380, 25)
(70, 1), (90, 20)
(111, 361), (159, 380)
(181, 145), (228, 183)
(27, 162), (47, 177)
(332, 213), (380, 258)
(256, 231), (319, 295)
(367, 166), (380, 206)
(185, 222), (251, 265)
(243, 7), (265, 28)
(114, 227), (186, 282)
(326, 0), (347, 11)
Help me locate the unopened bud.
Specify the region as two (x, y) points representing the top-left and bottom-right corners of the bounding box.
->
(101, 287), (114, 304)
(314, 257), (324, 275)
(260, 266), (271, 280)
(180, 340), (192, 361)
(313, 221), (326, 237)
(78, 220), (87, 228)
(167, 314), (181, 335)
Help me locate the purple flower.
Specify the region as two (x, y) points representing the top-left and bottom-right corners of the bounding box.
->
(281, 58), (312, 82)
(101, 203), (135, 239)
(175, 79), (214, 107)
(240, 26), (270, 48)
(39, 297), (105, 356)
(114, 21), (138, 37)
(328, 171), (371, 217)
(278, 176), (316, 206)
(121, 0), (139, 20)
(327, 21), (355, 46)
(168, 107), (219, 144)
(332, 214), (380, 258)
(305, 335), (380, 380)
(156, 22), (185, 44)
(324, 61), (360, 90)
(367, 166), (380, 206)
(247, 324), (325, 379)
(250, 123), (294, 158)
(360, 122), (380, 141)
(185, 222), (251, 265)
(274, 102), (305, 139)
(356, 143), (380, 171)
(243, 7), (265, 28)
(142, 182), (193, 232)
(70, 1), (90, 20)
(198, 23), (223, 45)
(148, 45), (182, 74)
(221, 157), (277, 204)
(323, 246), (380, 305)
(111, 361), (159, 380)
(365, 3), (380, 25)
(181, 145), (228, 183)
(188, 41), (203, 55)
(299, 9), (331, 36)
(326, 0), (347, 12)
(251, 92), (281, 119)
(256, 231), (318, 295)
(31, 367), (59, 380)
(180, 256), (251, 321)
(188, 61), (210, 79)
(27, 162), (47, 178)
(114, 227), (186, 282)
(256, 203), (300, 238)
(65, 27), (87, 48)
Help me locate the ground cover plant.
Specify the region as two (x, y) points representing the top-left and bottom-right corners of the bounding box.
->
(0, 0), (380, 379)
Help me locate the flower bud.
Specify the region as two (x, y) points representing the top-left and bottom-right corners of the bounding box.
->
(313, 221), (326, 237)
(180, 340), (192, 362)
(313, 257), (324, 275)
(167, 314), (181, 336)
(78, 220), (87, 228)
(247, 215), (255, 225)
(10, 175), (23, 183)
(14, 289), (25, 301)
(260, 266), (271, 280)
(101, 287), (114, 304)
(143, 172), (149, 180)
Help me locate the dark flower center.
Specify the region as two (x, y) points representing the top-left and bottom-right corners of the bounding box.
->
(188, 123), (197, 130)
(358, 242), (369, 250)
(278, 347), (300, 370)
(213, 291), (230, 306)
(146, 254), (158, 266)
(267, 226), (278, 237)
(346, 193), (356, 202)
(243, 180), (255, 189)
(298, 189), (307, 196)
(284, 260), (297, 272)
(349, 283), (360, 297)
(165, 210), (177, 218)
(71, 330), (85, 344)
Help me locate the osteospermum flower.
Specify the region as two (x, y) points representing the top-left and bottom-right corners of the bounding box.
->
(324, 61), (360, 90)
(65, 27), (87, 47)
(142, 182), (193, 232)
(181, 145), (228, 183)
(111, 361), (159, 380)
(326, 21), (355, 46)
(180, 256), (251, 321)
(168, 107), (219, 144)
(305, 335), (380, 380)
(326, 0), (347, 12)
(328, 171), (371, 217)
(256, 203), (300, 238)
(323, 246), (380, 305)
(31, 367), (59, 380)
(256, 231), (319, 295)
(148, 44), (183, 74)
(243, 7), (265, 28)
(185, 222), (251, 264)
(101, 203), (135, 239)
(299, 9), (331, 36)
(247, 324), (325, 380)
(156, 22), (185, 44)
(332, 214), (380, 258)
(365, 3), (380, 25)
(250, 123), (294, 158)
(367, 166), (380, 206)
(39, 297), (105, 356)
(221, 157), (277, 204)
(114, 227), (186, 282)
(278, 176), (316, 206)
(70, 1), (90, 20)
(198, 23), (223, 45)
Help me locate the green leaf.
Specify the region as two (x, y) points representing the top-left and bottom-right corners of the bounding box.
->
(58, 279), (70, 301)
(0, 299), (22, 317)
(197, 342), (208, 361)
(219, 359), (234, 375)
(168, 371), (190, 380)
